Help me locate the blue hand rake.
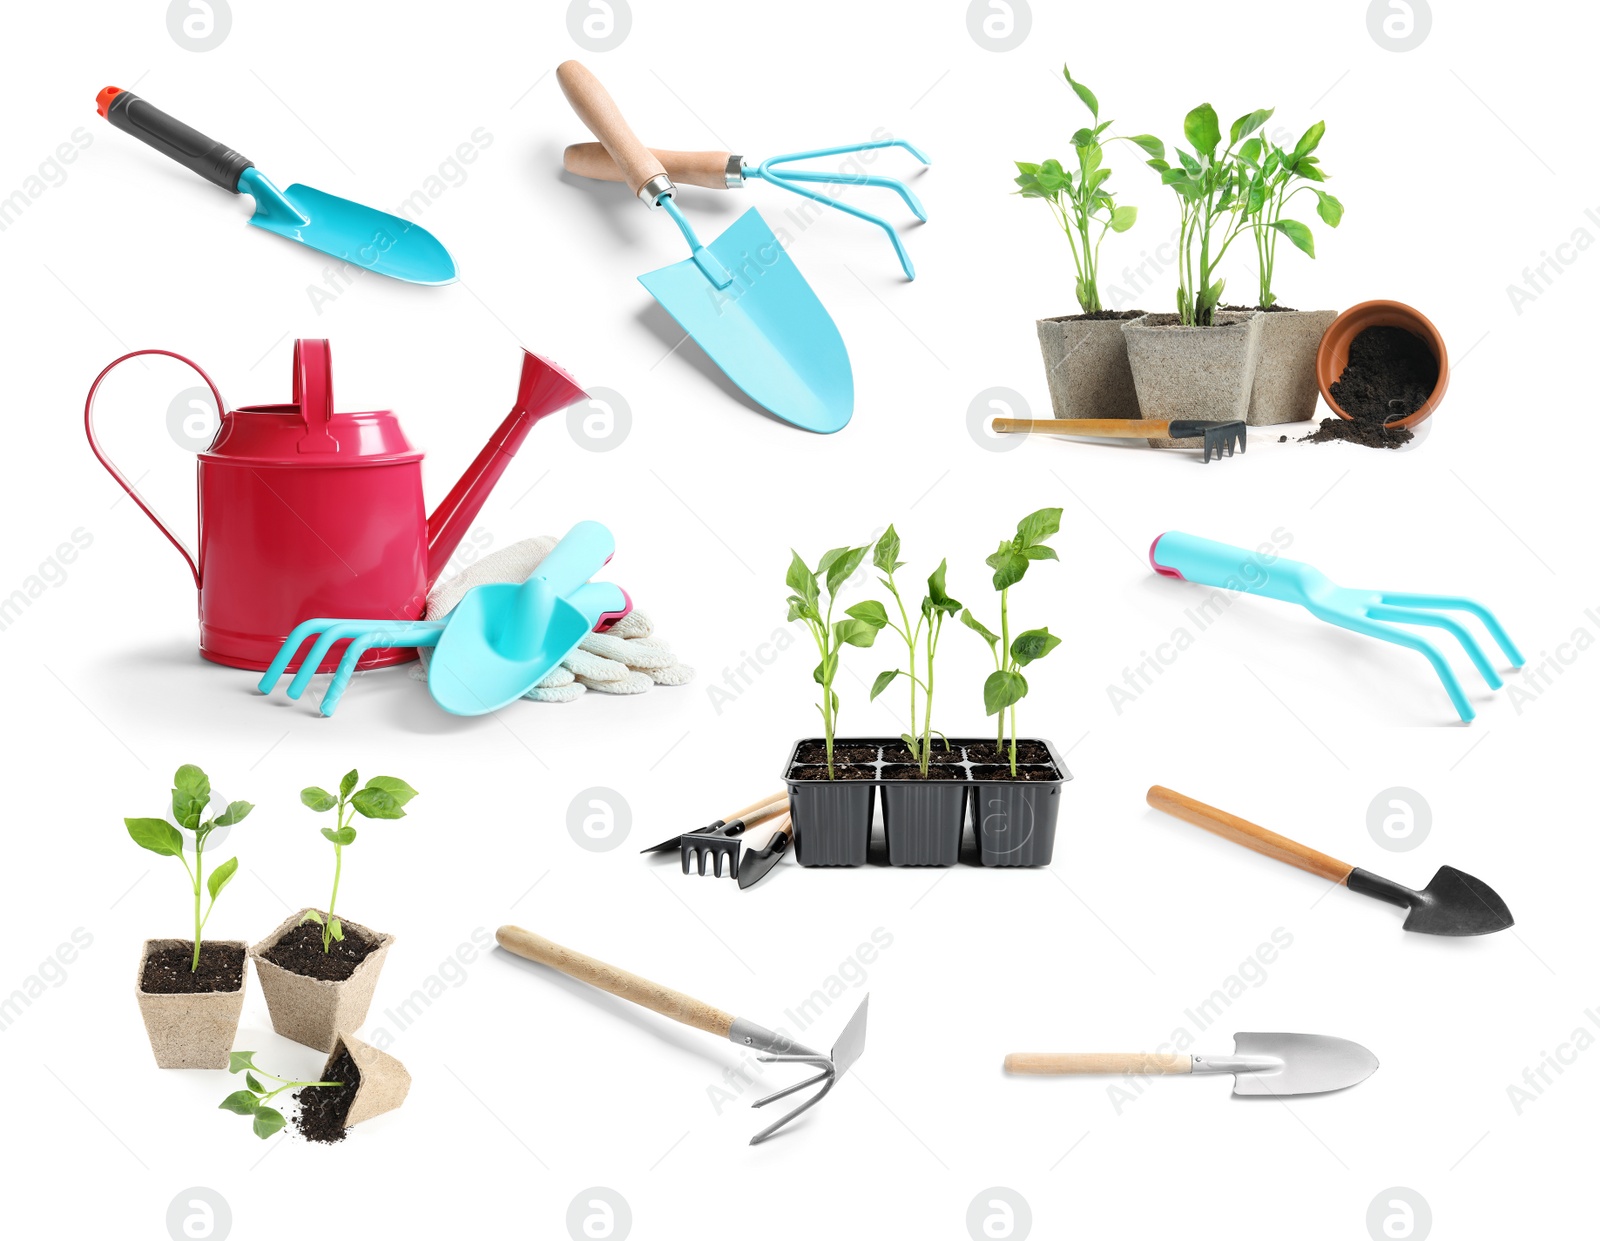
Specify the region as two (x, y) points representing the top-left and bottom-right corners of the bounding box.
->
(1150, 532), (1525, 722)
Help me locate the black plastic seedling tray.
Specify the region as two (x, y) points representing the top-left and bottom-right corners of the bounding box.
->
(782, 738), (1071, 867)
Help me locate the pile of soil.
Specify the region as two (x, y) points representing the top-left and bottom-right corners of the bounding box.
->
(878, 764), (957, 781)
(794, 742), (880, 765)
(1220, 302), (1298, 313)
(969, 764), (1059, 782)
(972, 740), (1054, 765)
(141, 942), (245, 994)
(262, 920), (379, 982)
(1300, 325), (1437, 450)
(292, 1046), (359, 1145)
(880, 744), (966, 765)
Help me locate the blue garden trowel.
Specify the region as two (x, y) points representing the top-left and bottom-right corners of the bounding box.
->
(557, 62), (852, 433)
(429, 521), (625, 716)
(97, 87), (457, 284)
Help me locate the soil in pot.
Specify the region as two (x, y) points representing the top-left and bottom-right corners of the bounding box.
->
(879, 744), (966, 766)
(1037, 311), (1148, 422)
(794, 742), (880, 765)
(140, 942), (246, 994)
(1298, 325), (1435, 449)
(293, 1045), (358, 1145)
(788, 765), (877, 781)
(968, 764), (1061, 782)
(261, 921), (380, 983)
(967, 739), (1054, 766)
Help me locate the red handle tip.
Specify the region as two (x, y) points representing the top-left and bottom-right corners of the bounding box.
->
(96, 86), (123, 119)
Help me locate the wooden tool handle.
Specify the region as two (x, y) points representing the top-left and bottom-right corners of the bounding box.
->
(721, 793), (788, 825)
(734, 798), (790, 830)
(753, 813), (793, 849)
(565, 141), (734, 190)
(991, 417), (1169, 437)
(496, 926), (734, 1037)
(555, 61), (666, 198)
(1146, 786), (1353, 884)
(1004, 1052), (1193, 1075)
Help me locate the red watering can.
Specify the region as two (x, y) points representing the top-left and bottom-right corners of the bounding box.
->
(85, 338), (588, 672)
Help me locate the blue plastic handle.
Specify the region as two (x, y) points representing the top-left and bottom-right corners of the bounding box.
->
(1150, 532), (1328, 606)
(535, 521), (616, 591)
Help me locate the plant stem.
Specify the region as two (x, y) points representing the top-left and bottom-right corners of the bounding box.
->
(191, 839), (204, 972)
(323, 839), (344, 953)
(998, 587), (1011, 756)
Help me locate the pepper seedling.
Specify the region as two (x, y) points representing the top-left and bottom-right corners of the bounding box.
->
(1014, 65), (1138, 315)
(125, 764), (253, 973)
(298, 770), (418, 953)
(868, 525), (963, 776)
(1128, 104), (1274, 325)
(1238, 120), (1344, 308)
(220, 1050), (342, 1140)
(962, 509), (1064, 776)
(786, 544), (886, 779)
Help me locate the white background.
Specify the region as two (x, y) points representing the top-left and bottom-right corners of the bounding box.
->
(1, 1), (1594, 1238)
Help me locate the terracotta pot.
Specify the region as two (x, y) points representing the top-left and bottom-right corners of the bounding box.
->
(1246, 309), (1338, 425)
(1122, 311), (1264, 447)
(326, 1032), (411, 1127)
(134, 938), (247, 1069)
(1316, 299), (1449, 429)
(1035, 314), (1143, 421)
(251, 911), (394, 1053)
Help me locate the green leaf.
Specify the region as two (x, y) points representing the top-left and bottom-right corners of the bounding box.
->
(961, 609), (1000, 649)
(1020, 545), (1059, 561)
(252, 1106), (287, 1140)
(245, 1073), (265, 1093)
(786, 595), (821, 626)
(833, 617), (881, 649)
(1238, 137), (1262, 166)
(214, 800), (253, 827)
(300, 909), (324, 925)
(171, 764), (211, 830)
(1010, 627), (1063, 667)
(987, 548), (1029, 591)
(870, 670), (901, 700)
(1016, 507), (1062, 548)
(206, 856), (238, 901)
(321, 826), (358, 846)
(300, 786), (337, 813)
(823, 546), (867, 598)
(844, 600), (888, 629)
(1271, 218), (1316, 257)
(983, 670), (1029, 716)
(339, 769), (359, 799)
(872, 525), (901, 575)
(329, 919), (343, 942)
(1109, 204), (1137, 232)
(1176, 150), (1202, 176)
(125, 817), (184, 857)
(785, 550), (820, 608)
(219, 1090), (260, 1116)
(1062, 65), (1098, 120)
(1314, 191), (1344, 227)
(1127, 134), (1165, 160)
(364, 776), (418, 808)
(1291, 120), (1325, 164)
(1294, 160), (1326, 183)
(1184, 104), (1220, 158)
(926, 559), (960, 614)
(351, 786), (403, 820)
(1201, 278), (1227, 310)
(1070, 126), (1095, 150)
(228, 1051), (258, 1074)
(1229, 108), (1273, 145)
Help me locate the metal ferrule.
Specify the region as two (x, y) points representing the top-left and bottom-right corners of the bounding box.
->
(725, 155), (746, 189)
(727, 1016), (820, 1059)
(637, 172), (674, 208)
(1191, 1054), (1281, 1076)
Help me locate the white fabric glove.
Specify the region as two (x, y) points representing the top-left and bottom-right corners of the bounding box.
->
(415, 536), (693, 703)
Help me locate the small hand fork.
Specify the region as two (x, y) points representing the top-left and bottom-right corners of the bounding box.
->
(1150, 532), (1525, 721)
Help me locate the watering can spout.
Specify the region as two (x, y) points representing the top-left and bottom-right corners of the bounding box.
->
(425, 352), (589, 586)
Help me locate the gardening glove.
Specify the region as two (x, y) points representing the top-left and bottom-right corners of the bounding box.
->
(415, 536), (693, 702)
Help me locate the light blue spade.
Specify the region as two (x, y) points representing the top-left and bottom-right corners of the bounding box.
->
(428, 521), (622, 716)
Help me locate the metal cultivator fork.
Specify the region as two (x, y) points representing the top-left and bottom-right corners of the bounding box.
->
(1150, 532), (1525, 721)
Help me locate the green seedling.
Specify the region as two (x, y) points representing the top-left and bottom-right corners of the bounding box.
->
(298, 770), (418, 953)
(868, 525), (963, 776)
(786, 544), (886, 779)
(1128, 104), (1274, 325)
(125, 764), (253, 973)
(962, 509), (1064, 776)
(1014, 65), (1138, 315)
(1239, 121), (1343, 308)
(220, 1051), (342, 1140)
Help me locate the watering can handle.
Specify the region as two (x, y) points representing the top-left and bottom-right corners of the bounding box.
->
(83, 348), (224, 588)
(292, 338), (339, 454)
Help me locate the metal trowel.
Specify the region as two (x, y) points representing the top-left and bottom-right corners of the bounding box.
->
(97, 87), (457, 284)
(1006, 1032), (1379, 1097)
